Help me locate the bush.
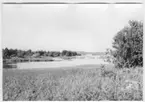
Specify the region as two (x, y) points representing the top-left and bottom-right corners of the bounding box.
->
(107, 20), (143, 68)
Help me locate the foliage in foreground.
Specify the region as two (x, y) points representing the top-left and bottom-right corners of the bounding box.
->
(3, 66), (143, 101)
(106, 20), (143, 68)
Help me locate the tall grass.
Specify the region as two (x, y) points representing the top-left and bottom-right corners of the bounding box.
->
(3, 65), (143, 101)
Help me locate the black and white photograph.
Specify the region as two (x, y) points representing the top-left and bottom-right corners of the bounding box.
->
(1, 0), (143, 101)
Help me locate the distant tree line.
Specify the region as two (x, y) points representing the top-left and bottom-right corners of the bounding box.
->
(2, 48), (81, 59)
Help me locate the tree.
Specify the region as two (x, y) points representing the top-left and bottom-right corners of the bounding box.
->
(111, 20), (143, 68)
(62, 50), (67, 56)
(54, 51), (60, 57)
(38, 50), (45, 56)
(25, 49), (33, 57)
(17, 50), (25, 58)
(3, 48), (9, 59)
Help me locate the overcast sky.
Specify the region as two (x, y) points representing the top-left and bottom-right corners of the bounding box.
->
(2, 2), (143, 52)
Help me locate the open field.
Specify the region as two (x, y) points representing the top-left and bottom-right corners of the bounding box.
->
(3, 64), (143, 101)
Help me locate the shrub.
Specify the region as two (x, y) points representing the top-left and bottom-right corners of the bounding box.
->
(107, 20), (143, 68)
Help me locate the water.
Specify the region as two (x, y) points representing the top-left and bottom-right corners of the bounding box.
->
(17, 58), (109, 69)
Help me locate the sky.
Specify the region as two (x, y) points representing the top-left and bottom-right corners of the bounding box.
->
(1, 1), (143, 52)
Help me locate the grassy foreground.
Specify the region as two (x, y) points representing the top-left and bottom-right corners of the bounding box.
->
(3, 65), (143, 101)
